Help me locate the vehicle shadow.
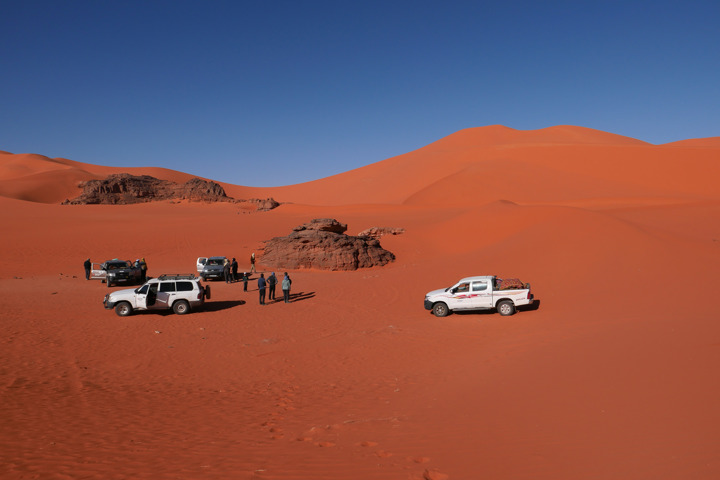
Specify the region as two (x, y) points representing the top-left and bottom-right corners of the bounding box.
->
(434, 298), (541, 317)
(202, 300), (246, 312)
(519, 298), (541, 312)
(129, 300), (246, 316)
(450, 309), (497, 317)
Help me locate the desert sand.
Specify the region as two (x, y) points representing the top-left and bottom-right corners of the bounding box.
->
(1, 125), (719, 479)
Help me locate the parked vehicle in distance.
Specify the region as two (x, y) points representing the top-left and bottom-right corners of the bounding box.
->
(424, 276), (534, 317)
(196, 256), (228, 281)
(103, 274), (210, 317)
(90, 259), (143, 288)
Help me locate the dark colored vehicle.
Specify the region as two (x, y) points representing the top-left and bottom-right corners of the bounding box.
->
(103, 259), (143, 288)
(197, 256), (228, 281)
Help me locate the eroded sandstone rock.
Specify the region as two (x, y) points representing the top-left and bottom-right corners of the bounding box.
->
(63, 174), (229, 204)
(247, 198), (281, 212)
(357, 226), (405, 239)
(261, 218), (395, 271)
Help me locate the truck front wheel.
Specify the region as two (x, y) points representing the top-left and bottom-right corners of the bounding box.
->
(432, 302), (450, 317)
(497, 300), (516, 316)
(115, 302), (133, 317)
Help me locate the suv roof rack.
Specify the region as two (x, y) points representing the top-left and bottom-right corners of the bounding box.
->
(157, 274), (197, 281)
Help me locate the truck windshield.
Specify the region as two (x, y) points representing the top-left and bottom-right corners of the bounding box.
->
(207, 259), (224, 265)
(106, 262), (129, 270)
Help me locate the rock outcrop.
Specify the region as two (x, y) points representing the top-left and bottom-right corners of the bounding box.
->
(247, 198), (281, 212)
(63, 174), (230, 204)
(261, 218), (396, 271)
(357, 226), (405, 239)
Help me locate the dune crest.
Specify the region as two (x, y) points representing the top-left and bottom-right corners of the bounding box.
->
(3, 125), (717, 206)
(661, 137), (720, 147)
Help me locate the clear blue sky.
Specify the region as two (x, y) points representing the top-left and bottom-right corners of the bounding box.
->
(2, 0), (718, 186)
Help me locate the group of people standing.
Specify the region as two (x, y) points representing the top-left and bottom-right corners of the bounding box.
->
(223, 253), (255, 284)
(134, 258), (148, 282)
(223, 257), (239, 283)
(223, 253), (293, 306)
(256, 272), (292, 305)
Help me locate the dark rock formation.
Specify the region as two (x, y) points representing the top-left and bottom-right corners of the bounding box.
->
(357, 227), (405, 239)
(62, 174), (230, 204)
(293, 218), (348, 234)
(181, 177), (228, 200)
(261, 218), (395, 271)
(247, 198), (281, 212)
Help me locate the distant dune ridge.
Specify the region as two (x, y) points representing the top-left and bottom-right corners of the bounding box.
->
(2, 125), (717, 206)
(1, 125), (720, 480)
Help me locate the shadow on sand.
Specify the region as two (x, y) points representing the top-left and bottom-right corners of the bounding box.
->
(434, 298), (542, 317)
(264, 291), (316, 304)
(202, 300), (246, 312)
(288, 291), (315, 303)
(131, 300), (246, 316)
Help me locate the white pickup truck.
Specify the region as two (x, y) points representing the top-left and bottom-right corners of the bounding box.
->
(424, 276), (534, 317)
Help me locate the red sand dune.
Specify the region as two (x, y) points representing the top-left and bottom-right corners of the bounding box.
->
(0, 150), (226, 204)
(1, 126), (719, 480)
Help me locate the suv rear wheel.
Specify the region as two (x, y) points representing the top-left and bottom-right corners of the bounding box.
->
(173, 300), (190, 315)
(497, 300), (516, 316)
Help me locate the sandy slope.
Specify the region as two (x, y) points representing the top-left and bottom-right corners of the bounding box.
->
(0, 151), (227, 204)
(1, 126), (719, 480)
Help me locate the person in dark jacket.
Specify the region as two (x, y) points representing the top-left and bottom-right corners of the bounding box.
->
(140, 257), (148, 281)
(231, 258), (238, 282)
(267, 272), (277, 301)
(84, 258), (92, 280)
(257, 273), (267, 305)
(242, 272), (248, 291)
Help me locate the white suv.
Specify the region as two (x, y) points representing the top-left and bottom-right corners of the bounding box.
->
(103, 274), (210, 317)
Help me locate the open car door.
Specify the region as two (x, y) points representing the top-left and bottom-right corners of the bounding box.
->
(197, 257), (207, 273)
(90, 263), (106, 281)
(136, 283), (159, 310)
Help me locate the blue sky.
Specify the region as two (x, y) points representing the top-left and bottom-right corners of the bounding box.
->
(2, 1), (718, 186)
